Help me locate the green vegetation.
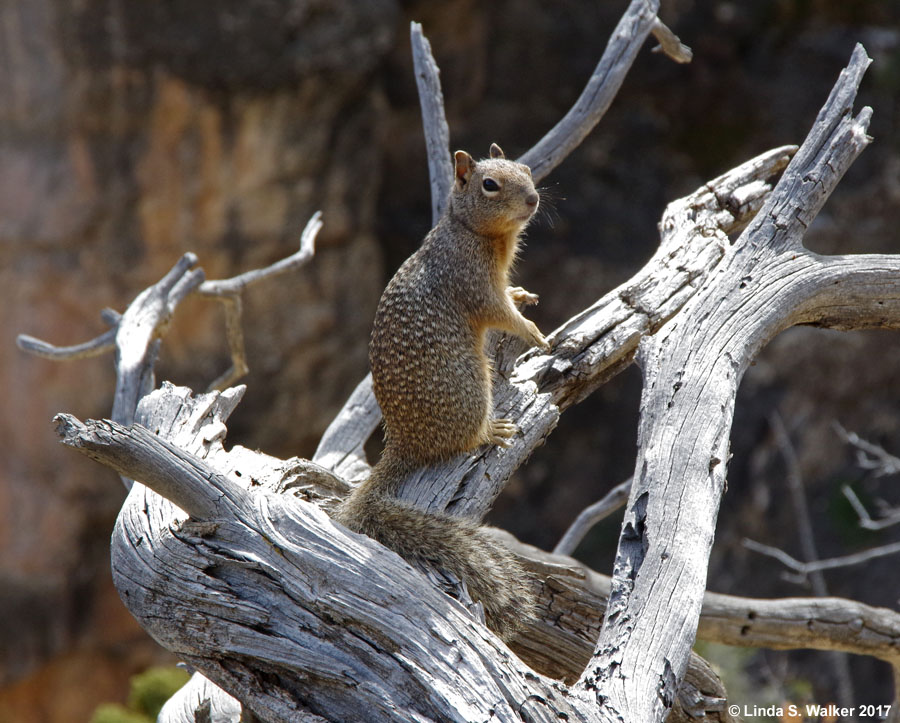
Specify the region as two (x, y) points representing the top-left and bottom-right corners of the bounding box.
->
(89, 666), (191, 723)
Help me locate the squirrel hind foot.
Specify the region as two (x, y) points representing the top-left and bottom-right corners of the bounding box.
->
(488, 418), (518, 447)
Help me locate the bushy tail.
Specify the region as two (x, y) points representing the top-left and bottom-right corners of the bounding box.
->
(335, 452), (535, 641)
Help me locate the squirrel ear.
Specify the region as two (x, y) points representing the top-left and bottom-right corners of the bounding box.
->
(454, 150), (475, 188)
(489, 143), (505, 159)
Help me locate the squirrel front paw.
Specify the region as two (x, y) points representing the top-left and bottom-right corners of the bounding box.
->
(507, 286), (539, 307)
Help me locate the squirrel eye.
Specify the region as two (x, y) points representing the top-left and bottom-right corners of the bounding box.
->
(482, 178), (500, 192)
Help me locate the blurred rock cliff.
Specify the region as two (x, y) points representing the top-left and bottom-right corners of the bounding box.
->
(1, 1), (898, 719)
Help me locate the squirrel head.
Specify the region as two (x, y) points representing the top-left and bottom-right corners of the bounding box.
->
(449, 144), (539, 238)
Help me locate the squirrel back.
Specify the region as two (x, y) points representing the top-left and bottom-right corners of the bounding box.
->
(335, 144), (549, 640)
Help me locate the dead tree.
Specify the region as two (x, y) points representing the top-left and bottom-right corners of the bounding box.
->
(20, 1), (900, 721)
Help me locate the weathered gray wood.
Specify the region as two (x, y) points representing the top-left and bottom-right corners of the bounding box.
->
(60, 415), (606, 722)
(312, 373), (379, 483)
(157, 672), (244, 723)
(410, 23), (452, 224)
(16, 326), (116, 360)
(391, 145), (796, 520)
(111, 254), (205, 430)
(649, 17), (693, 63)
(59, 382), (900, 721)
(579, 44), (898, 722)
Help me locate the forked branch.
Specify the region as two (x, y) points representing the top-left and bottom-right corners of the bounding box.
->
(580, 44), (900, 722)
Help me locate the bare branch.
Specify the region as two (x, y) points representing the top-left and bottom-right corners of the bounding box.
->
(553, 477), (631, 556)
(54, 414), (245, 520)
(697, 589), (900, 667)
(18, 213), (323, 439)
(507, 539), (900, 676)
(519, 0), (666, 183)
(410, 23), (452, 224)
(112, 253), (205, 428)
(198, 211), (321, 297)
(16, 327), (117, 361)
(204, 295), (248, 392)
(197, 211), (322, 391)
(835, 422), (900, 476)
(843, 485), (900, 530)
(770, 412), (828, 594)
(770, 411), (855, 706)
(743, 537), (900, 576)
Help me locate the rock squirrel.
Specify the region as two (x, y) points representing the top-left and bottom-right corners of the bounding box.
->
(335, 144), (549, 640)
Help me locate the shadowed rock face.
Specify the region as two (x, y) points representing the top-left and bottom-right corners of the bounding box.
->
(0, 0), (397, 711)
(2, 0), (899, 718)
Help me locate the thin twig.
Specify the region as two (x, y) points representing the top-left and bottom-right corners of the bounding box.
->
(198, 211), (321, 297)
(553, 477), (632, 556)
(770, 410), (854, 708)
(842, 485), (900, 531)
(743, 537), (900, 575)
(834, 422), (900, 476)
(770, 412), (827, 592)
(197, 211), (322, 391)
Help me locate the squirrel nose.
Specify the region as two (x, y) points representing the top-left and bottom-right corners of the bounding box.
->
(526, 192), (539, 207)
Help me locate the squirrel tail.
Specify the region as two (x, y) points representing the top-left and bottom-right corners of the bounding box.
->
(335, 452), (536, 641)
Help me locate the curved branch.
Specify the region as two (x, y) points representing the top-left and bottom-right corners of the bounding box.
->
(553, 477), (631, 556)
(16, 327), (117, 361)
(743, 537), (900, 576)
(649, 18), (693, 63)
(198, 211), (321, 297)
(518, 0), (663, 183)
(112, 254), (205, 428)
